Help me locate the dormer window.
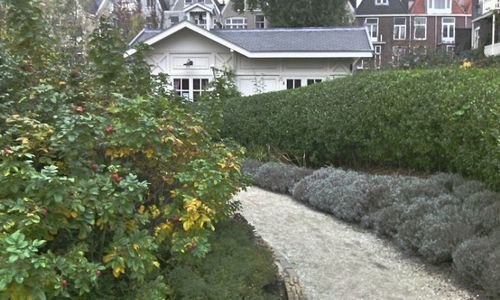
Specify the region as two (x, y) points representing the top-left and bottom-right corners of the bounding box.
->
(375, 0), (389, 5)
(427, 0), (451, 13)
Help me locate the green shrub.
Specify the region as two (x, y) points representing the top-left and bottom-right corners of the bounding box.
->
(168, 217), (281, 300)
(0, 2), (246, 298)
(223, 68), (500, 190)
(253, 162), (313, 194)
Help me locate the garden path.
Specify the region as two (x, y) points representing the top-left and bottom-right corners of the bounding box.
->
(236, 187), (480, 300)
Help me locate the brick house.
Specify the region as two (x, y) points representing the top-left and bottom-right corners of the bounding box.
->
(353, 0), (472, 67)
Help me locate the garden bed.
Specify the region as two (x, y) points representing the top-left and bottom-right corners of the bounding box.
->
(243, 160), (500, 298)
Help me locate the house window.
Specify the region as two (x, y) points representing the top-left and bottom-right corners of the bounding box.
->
(170, 16), (179, 25)
(446, 45), (455, 53)
(414, 17), (427, 40)
(374, 45), (382, 54)
(365, 18), (379, 42)
(192, 78), (209, 101)
(225, 17), (248, 29)
(375, 0), (389, 5)
(306, 79), (322, 86)
(173, 78), (209, 101)
(286, 79), (302, 89)
(255, 14), (265, 28)
(428, 0), (451, 10)
(393, 17), (406, 40)
(442, 17), (455, 43)
(185, 0), (192, 4)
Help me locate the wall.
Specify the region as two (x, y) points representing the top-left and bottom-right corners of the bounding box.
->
(145, 28), (354, 96)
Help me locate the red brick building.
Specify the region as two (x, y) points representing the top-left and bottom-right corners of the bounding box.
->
(352, 0), (472, 68)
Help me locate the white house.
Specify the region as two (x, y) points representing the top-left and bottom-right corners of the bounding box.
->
(126, 21), (373, 98)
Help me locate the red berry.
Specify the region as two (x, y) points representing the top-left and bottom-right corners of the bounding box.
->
(75, 106), (84, 114)
(105, 126), (114, 133)
(61, 279), (68, 287)
(111, 173), (123, 183)
(96, 269), (102, 277)
(41, 208), (48, 216)
(89, 163), (98, 170)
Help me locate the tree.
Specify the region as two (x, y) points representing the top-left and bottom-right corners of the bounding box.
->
(232, 0), (348, 27)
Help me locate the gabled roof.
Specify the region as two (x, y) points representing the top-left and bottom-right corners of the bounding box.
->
(356, 0), (408, 15)
(183, 3), (214, 13)
(409, 0), (473, 14)
(126, 21), (373, 58)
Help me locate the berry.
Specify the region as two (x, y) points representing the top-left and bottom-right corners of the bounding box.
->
(75, 106), (84, 114)
(96, 269), (102, 277)
(61, 279), (68, 287)
(105, 126), (113, 133)
(89, 163), (98, 170)
(41, 208), (48, 216)
(111, 173), (123, 183)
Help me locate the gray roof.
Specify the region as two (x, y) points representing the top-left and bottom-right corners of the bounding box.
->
(130, 26), (372, 53)
(130, 30), (162, 45)
(356, 0), (408, 15)
(211, 28), (372, 52)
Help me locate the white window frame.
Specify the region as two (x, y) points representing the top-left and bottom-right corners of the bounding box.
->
(255, 14), (265, 28)
(286, 79), (302, 90)
(473, 26), (480, 49)
(414, 17), (427, 40)
(225, 17), (248, 29)
(375, 0), (389, 5)
(427, 0), (452, 13)
(393, 17), (407, 40)
(374, 45), (382, 54)
(306, 79), (322, 86)
(173, 78), (209, 101)
(365, 18), (379, 42)
(441, 17), (455, 44)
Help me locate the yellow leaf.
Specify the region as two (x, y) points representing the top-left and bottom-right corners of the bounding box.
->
(103, 252), (116, 263)
(183, 219), (194, 231)
(113, 265), (125, 278)
(138, 205), (145, 214)
(69, 211), (78, 218)
(153, 261), (160, 268)
(132, 243), (140, 252)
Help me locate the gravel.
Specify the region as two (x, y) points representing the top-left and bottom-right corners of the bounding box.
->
(236, 187), (485, 300)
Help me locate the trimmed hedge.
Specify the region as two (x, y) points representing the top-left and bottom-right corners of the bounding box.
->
(249, 162), (500, 297)
(223, 68), (500, 190)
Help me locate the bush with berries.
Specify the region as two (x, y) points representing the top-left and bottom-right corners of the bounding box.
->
(0, 1), (246, 298)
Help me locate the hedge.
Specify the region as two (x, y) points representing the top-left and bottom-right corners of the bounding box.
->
(222, 68), (500, 190)
(248, 162), (500, 297)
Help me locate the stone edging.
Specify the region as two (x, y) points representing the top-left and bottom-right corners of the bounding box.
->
(274, 254), (308, 300)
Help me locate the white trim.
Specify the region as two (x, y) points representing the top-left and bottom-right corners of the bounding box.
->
(128, 28), (146, 46)
(414, 16), (427, 40)
(356, 14), (470, 17)
(183, 3), (213, 13)
(125, 21), (374, 58)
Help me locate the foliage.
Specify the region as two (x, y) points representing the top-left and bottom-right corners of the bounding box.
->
(253, 162), (313, 194)
(0, 2), (246, 298)
(223, 68), (500, 190)
(245, 162), (500, 295)
(190, 73), (241, 140)
(232, 0), (348, 27)
(168, 217), (281, 300)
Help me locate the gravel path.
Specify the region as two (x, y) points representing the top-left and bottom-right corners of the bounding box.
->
(236, 187), (481, 300)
